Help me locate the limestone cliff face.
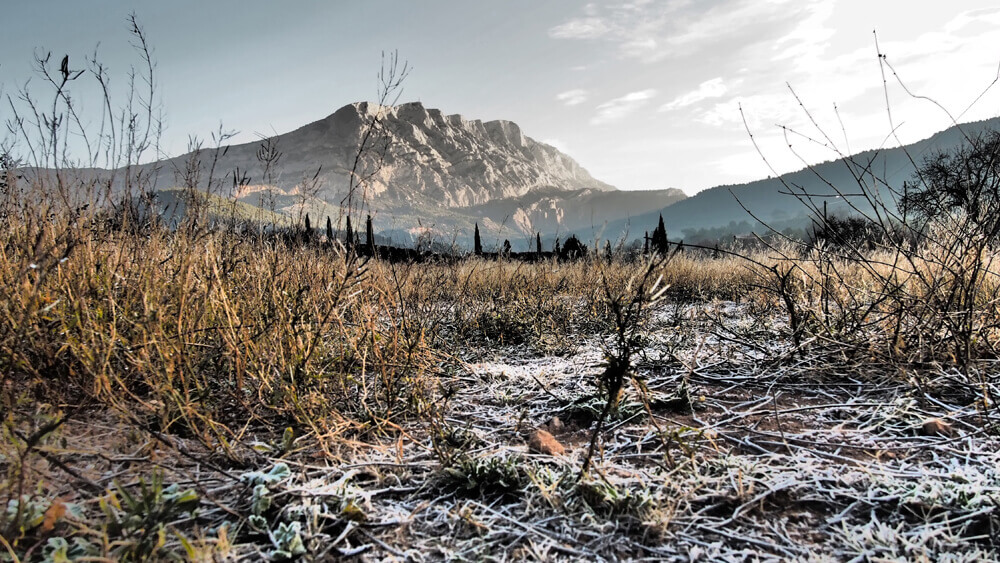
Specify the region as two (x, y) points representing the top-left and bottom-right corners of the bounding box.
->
(328, 101), (615, 208)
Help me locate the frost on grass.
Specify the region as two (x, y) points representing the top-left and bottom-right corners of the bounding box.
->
(7, 296), (999, 560)
(184, 301), (997, 560)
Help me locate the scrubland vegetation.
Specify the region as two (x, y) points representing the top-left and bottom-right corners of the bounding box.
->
(4, 173), (1000, 560)
(3, 20), (1000, 562)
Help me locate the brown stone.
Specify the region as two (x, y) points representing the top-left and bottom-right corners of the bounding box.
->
(542, 417), (564, 434)
(528, 429), (566, 456)
(920, 418), (955, 438)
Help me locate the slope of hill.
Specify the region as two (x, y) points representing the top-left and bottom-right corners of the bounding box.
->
(606, 117), (1000, 243)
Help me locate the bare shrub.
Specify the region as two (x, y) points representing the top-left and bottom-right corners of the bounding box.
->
(739, 46), (1000, 411)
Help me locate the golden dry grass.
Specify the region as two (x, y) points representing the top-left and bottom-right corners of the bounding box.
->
(4, 181), (1000, 560)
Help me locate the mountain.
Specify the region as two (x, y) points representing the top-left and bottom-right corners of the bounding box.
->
(604, 117), (1000, 244)
(139, 102), (686, 248)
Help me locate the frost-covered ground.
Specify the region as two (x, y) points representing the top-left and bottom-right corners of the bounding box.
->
(24, 301), (1000, 560)
(213, 301), (1000, 560)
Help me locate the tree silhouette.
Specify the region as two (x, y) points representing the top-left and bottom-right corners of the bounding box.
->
(901, 130), (1000, 240)
(474, 223), (483, 256)
(366, 214), (375, 255)
(650, 214), (669, 254)
(560, 235), (586, 260)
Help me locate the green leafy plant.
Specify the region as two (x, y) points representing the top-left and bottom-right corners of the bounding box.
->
(575, 479), (657, 520)
(442, 454), (526, 500)
(269, 521), (307, 560)
(41, 536), (98, 563)
(99, 473), (199, 561)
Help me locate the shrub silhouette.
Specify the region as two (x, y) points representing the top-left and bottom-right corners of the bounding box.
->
(809, 214), (880, 254)
(559, 235), (587, 261)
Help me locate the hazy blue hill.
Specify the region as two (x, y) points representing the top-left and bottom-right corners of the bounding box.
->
(606, 117), (1000, 242)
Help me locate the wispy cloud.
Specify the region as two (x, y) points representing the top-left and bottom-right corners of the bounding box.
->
(660, 78), (729, 112)
(556, 89), (589, 106)
(591, 89), (657, 125)
(549, 0), (827, 63)
(549, 1), (1000, 190)
(702, 7), (1000, 130)
(549, 17), (610, 39)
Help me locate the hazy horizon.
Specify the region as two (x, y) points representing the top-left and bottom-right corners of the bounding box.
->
(2, 1), (1000, 195)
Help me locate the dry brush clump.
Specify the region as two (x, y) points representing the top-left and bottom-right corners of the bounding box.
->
(379, 254), (739, 357)
(742, 102), (1000, 414)
(0, 200), (442, 443)
(759, 239), (1000, 362)
(0, 189), (445, 556)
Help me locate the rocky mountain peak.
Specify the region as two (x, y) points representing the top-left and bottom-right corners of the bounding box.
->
(141, 101), (686, 244)
(315, 101), (618, 207)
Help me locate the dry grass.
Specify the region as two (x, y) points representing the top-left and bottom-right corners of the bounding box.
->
(752, 236), (1000, 371)
(0, 218), (442, 444)
(2, 174), (1000, 559)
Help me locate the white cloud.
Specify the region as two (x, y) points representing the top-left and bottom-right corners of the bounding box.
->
(724, 6), (1000, 140)
(591, 89), (657, 125)
(549, 0), (828, 63)
(549, 17), (610, 39)
(944, 7), (1000, 32)
(660, 78), (729, 111)
(556, 89), (589, 106)
(549, 1), (1000, 191)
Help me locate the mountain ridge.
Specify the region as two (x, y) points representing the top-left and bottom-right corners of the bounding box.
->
(139, 101), (686, 246)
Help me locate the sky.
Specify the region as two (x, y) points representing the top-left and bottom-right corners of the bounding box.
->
(1, 1), (999, 194)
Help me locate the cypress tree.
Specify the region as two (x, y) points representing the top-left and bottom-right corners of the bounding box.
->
(345, 215), (354, 253)
(474, 223), (483, 256)
(366, 214), (375, 255)
(652, 214), (669, 254)
(326, 216), (334, 242)
(304, 214), (312, 243)
(536, 232), (542, 255)
(657, 213), (668, 254)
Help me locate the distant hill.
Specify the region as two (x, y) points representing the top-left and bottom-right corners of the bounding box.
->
(604, 117), (1000, 244)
